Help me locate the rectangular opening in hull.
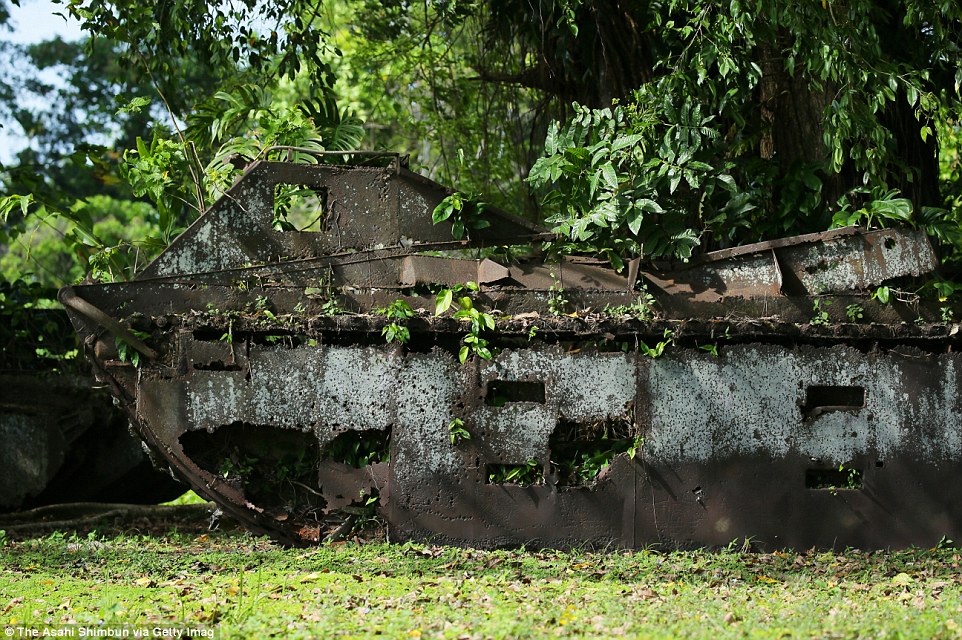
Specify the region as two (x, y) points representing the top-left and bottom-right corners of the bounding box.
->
(485, 462), (544, 486)
(274, 184), (329, 232)
(802, 385), (865, 417)
(806, 467), (863, 490)
(485, 380), (546, 406)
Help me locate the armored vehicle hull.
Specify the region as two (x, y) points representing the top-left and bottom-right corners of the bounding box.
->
(61, 158), (962, 549)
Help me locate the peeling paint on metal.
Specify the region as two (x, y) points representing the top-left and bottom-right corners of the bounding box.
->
(187, 345), (396, 441)
(647, 345), (962, 464)
(475, 403), (556, 464)
(392, 353), (461, 480)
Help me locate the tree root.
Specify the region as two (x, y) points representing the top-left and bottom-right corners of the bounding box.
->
(321, 514), (356, 544)
(0, 502), (215, 531)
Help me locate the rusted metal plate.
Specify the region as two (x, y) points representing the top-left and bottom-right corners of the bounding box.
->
(399, 256), (511, 287)
(774, 227), (937, 294)
(643, 251), (783, 301)
(646, 227), (937, 300)
(140, 162), (544, 280)
(510, 257), (633, 291)
(638, 343), (961, 548)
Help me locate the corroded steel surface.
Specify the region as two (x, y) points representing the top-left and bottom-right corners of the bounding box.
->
(61, 159), (960, 550)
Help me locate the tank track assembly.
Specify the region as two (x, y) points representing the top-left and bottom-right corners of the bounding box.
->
(60, 156), (962, 549)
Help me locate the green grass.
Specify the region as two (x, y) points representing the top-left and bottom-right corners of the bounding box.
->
(2, 530), (961, 638)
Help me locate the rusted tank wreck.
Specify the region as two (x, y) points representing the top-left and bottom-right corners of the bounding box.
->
(61, 156), (961, 549)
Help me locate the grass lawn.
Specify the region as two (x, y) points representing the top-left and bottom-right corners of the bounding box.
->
(1, 508), (961, 639)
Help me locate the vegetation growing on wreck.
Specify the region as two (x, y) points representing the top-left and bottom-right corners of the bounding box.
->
(180, 423), (389, 536)
(180, 424), (321, 507)
(548, 418), (642, 487)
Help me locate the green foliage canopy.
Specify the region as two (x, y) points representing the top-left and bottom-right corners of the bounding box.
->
(1, 0), (362, 288)
(523, 0), (962, 263)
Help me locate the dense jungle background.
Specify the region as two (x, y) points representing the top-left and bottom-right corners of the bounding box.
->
(1, 0), (960, 318)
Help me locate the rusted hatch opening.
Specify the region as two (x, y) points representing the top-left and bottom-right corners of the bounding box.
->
(274, 183), (330, 232)
(192, 329), (227, 343)
(806, 466), (864, 490)
(802, 385), (866, 418)
(323, 428), (391, 468)
(192, 360), (242, 372)
(180, 423), (321, 509)
(548, 418), (639, 487)
(248, 332), (303, 348)
(485, 380), (546, 406)
(485, 461), (544, 486)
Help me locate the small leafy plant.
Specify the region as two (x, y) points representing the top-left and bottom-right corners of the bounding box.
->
(846, 304), (864, 322)
(640, 329), (673, 358)
(253, 295), (277, 321)
(872, 286), (891, 304)
(432, 191), (491, 240)
(435, 282), (496, 363)
(325, 429), (391, 468)
(811, 299), (831, 325)
(375, 299), (415, 345)
(219, 319), (234, 344)
(931, 279), (960, 302)
(219, 455), (256, 480)
(830, 189), (914, 230)
(305, 274), (345, 317)
(842, 464), (862, 489)
(448, 418), (471, 445)
(321, 297), (344, 317)
(114, 329), (152, 366)
(603, 288), (657, 321)
(434, 281), (478, 315)
(552, 436), (643, 486)
(487, 459), (543, 486)
(548, 272), (569, 316)
(549, 418), (642, 487)
(807, 463), (863, 494)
